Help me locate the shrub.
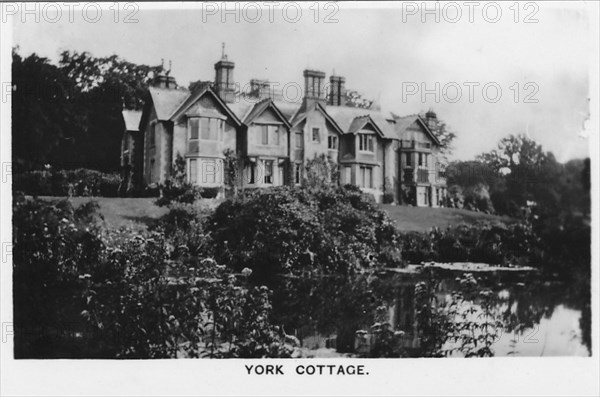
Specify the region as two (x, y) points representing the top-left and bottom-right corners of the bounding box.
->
(463, 183), (495, 213)
(12, 195), (105, 358)
(13, 196), (296, 359)
(13, 170), (53, 196)
(81, 233), (298, 358)
(382, 192), (395, 204)
(151, 203), (211, 255)
(13, 168), (122, 197)
(199, 186), (220, 199)
(398, 221), (541, 266)
(155, 180), (201, 207)
(208, 185), (403, 282)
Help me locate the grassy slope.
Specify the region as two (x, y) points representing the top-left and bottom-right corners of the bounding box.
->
(39, 197), (512, 233)
(39, 197), (169, 231)
(380, 204), (514, 233)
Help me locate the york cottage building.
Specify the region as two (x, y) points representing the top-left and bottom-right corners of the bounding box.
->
(121, 52), (447, 207)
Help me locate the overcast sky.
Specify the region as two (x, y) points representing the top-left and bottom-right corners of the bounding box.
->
(12, 2), (595, 161)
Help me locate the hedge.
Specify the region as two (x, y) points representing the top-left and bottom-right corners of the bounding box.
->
(13, 169), (122, 197)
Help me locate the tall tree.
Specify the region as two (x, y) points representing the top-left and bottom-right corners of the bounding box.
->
(58, 51), (162, 171)
(12, 50), (87, 171)
(344, 89), (373, 109)
(432, 121), (457, 159)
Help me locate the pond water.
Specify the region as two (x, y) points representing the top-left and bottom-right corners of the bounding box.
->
(493, 304), (589, 357)
(279, 266), (591, 358)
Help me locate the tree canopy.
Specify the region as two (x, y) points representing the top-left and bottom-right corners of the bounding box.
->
(12, 48), (162, 172)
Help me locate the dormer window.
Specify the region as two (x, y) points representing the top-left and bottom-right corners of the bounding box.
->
(359, 134), (374, 152)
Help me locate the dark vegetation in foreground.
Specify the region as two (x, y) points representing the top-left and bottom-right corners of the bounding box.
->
(13, 180), (591, 358)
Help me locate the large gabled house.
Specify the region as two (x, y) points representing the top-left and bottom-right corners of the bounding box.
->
(121, 52), (447, 206)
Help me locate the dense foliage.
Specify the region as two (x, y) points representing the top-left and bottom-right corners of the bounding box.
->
(155, 155), (220, 206)
(398, 221), (540, 267)
(208, 185), (401, 282)
(12, 48), (162, 172)
(13, 195), (297, 358)
(13, 168), (122, 197)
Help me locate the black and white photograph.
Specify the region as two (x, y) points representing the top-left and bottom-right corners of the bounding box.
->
(0, 1), (598, 396)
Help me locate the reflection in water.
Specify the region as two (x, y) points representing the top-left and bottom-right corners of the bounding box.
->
(276, 266), (591, 357)
(493, 305), (588, 357)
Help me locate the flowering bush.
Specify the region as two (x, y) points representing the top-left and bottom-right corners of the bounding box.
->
(13, 196), (297, 358)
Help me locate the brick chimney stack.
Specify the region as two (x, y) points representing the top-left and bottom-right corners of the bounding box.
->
(302, 69), (326, 109)
(329, 75), (345, 106)
(214, 44), (236, 103)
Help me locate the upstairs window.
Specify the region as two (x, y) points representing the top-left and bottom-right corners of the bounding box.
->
(275, 126), (281, 146)
(189, 118), (199, 140)
(312, 127), (320, 143)
(418, 153), (423, 167)
(405, 153), (412, 167)
(328, 135), (338, 150)
(259, 125), (282, 146)
(200, 118), (221, 140)
(261, 125), (269, 145)
(359, 134), (374, 152)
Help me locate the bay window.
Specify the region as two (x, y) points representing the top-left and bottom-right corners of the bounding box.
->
(359, 166), (373, 188)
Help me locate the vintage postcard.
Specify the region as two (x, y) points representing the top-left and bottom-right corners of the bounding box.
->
(0, 1), (598, 396)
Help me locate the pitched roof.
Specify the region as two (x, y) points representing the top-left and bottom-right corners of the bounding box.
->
(122, 109), (142, 131)
(169, 86), (242, 127)
(325, 105), (396, 138)
(148, 87), (189, 120)
(273, 100), (300, 122)
(241, 98), (293, 128)
(227, 100), (255, 121)
(291, 102), (345, 135)
(392, 114), (441, 145)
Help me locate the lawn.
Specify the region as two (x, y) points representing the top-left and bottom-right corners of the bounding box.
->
(38, 196), (169, 230)
(38, 196), (512, 233)
(379, 204), (514, 232)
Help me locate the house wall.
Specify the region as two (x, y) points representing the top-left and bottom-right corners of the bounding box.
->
(291, 121), (305, 163)
(246, 109), (288, 158)
(383, 139), (396, 195)
(173, 120), (187, 160)
(397, 121), (448, 207)
(302, 109), (340, 163)
(143, 107), (163, 185)
(170, 94), (239, 188)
